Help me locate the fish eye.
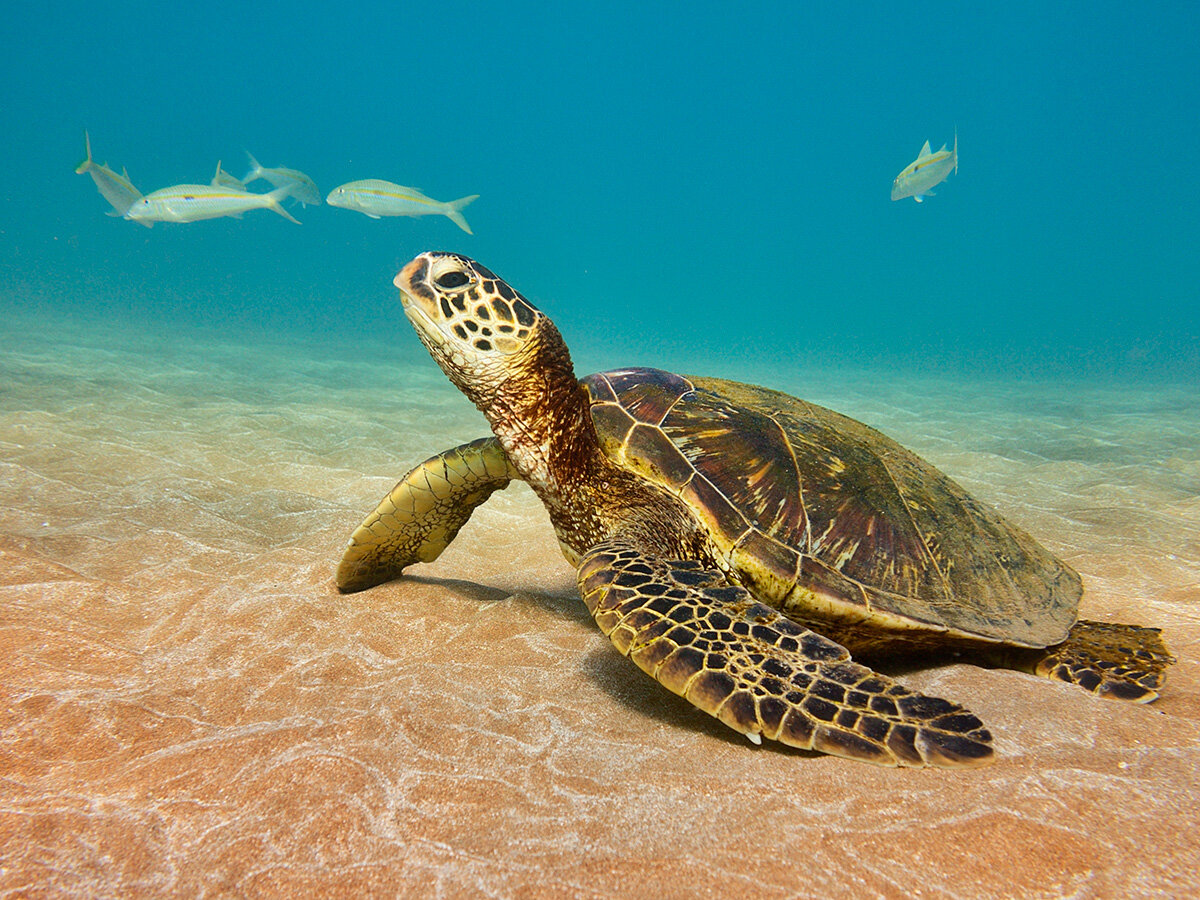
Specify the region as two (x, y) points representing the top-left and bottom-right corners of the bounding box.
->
(436, 271), (471, 290)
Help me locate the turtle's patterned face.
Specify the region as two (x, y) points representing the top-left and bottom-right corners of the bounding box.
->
(395, 252), (543, 371)
(394, 251), (578, 450)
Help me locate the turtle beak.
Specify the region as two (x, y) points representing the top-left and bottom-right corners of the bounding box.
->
(395, 254), (430, 300)
(395, 253), (442, 324)
(394, 255), (426, 292)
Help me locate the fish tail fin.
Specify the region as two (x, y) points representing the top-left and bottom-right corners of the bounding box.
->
(243, 150), (263, 184)
(445, 194), (479, 234)
(265, 185), (302, 224)
(953, 126), (958, 174)
(76, 129), (93, 174)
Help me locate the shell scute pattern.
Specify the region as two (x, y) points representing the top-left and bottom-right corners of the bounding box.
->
(583, 368), (808, 554)
(680, 476), (750, 548)
(625, 424), (695, 487)
(729, 376), (1080, 643)
(584, 368), (1081, 646)
(659, 386), (806, 544)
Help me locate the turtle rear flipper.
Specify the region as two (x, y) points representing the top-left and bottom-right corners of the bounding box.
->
(578, 539), (994, 768)
(337, 437), (519, 593)
(1026, 620), (1175, 702)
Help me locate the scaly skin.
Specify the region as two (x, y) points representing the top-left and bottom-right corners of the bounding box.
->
(336, 251), (1173, 768)
(579, 539), (994, 767)
(337, 437), (518, 592)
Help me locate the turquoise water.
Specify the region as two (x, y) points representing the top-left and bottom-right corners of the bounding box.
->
(4, 6), (1200, 892)
(3, 2), (1198, 381)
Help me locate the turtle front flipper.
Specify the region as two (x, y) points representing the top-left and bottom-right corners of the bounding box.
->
(337, 437), (521, 593)
(577, 539), (994, 768)
(1023, 619), (1175, 702)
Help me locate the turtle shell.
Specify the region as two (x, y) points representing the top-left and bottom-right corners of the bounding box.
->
(581, 367), (1080, 650)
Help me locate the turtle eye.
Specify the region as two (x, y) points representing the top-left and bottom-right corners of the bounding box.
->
(436, 270), (471, 290)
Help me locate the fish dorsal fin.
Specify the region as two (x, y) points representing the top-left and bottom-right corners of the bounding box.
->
(917, 140), (932, 158)
(936, 143), (947, 153)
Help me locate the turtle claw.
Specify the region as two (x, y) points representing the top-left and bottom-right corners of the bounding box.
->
(913, 726), (995, 768)
(578, 539), (995, 768)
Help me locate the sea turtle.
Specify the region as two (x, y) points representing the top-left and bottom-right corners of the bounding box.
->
(337, 251), (1174, 768)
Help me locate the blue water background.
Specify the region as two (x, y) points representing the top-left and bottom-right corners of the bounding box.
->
(3, 1), (1198, 382)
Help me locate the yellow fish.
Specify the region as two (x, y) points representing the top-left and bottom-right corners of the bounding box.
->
(326, 180), (478, 233)
(124, 183), (301, 227)
(75, 130), (143, 216)
(242, 152), (321, 206)
(891, 130), (957, 202)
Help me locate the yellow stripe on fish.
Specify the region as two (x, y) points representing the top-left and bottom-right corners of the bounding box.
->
(124, 183), (301, 227)
(326, 179), (479, 233)
(891, 130), (958, 203)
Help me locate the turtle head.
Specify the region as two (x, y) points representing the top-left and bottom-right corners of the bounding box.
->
(395, 251), (572, 413)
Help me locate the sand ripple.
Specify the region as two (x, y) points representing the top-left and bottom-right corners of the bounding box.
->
(2, 316), (1198, 897)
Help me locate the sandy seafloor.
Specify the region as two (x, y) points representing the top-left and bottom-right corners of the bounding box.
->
(1, 306), (1198, 899)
